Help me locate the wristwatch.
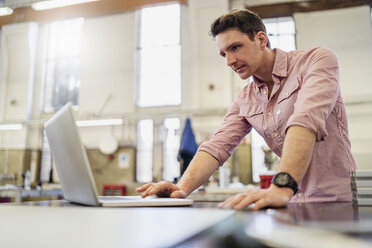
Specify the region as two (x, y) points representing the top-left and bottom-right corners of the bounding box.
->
(271, 172), (298, 195)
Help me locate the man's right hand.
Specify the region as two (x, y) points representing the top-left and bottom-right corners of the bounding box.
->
(136, 181), (187, 198)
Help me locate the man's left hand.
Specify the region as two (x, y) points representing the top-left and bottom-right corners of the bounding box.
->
(218, 184), (294, 210)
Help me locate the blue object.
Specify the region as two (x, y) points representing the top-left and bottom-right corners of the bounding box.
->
(178, 118), (198, 176)
(179, 118), (198, 155)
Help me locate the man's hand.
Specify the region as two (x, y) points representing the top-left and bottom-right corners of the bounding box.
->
(218, 184), (293, 210)
(136, 181), (187, 198)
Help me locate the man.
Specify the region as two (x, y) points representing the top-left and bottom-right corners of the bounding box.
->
(137, 9), (356, 210)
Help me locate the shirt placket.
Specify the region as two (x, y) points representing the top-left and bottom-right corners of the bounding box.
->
(262, 86), (282, 153)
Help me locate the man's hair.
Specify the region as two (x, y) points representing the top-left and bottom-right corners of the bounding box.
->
(210, 9), (271, 48)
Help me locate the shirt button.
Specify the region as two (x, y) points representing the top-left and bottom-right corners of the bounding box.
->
(273, 132), (278, 138)
(297, 193), (302, 197)
(263, 90), (267, 95)
(267, 112), (272, 116)
(276, 109), (281, 115)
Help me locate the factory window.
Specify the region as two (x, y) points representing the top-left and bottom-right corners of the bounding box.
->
(136, 3), (181, 107)
(264, 17), (296, 52)
(162, 118), (181, 182)
(136, 118), (181, 183)
(40, 131), (53, 183)
(251, 17), (296, 182)
(136, 119), (154, 183)
(42, 18), (84, 112)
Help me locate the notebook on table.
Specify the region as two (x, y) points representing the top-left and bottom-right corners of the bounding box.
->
(44, 102), (193, 207)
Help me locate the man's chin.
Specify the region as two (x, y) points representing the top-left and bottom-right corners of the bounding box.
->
(237, 73), (250, 80)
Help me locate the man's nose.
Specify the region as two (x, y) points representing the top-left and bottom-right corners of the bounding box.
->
(226, 54), (236, 67)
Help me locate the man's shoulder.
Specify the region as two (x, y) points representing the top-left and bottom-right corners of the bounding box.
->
(288, 47), (338, 69)
(291, 47), (337, 60)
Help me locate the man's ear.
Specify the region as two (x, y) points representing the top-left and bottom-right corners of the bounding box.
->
(256, 31), (268, 49)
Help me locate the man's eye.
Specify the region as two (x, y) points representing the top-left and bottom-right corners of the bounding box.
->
(231, 45), (239, 51)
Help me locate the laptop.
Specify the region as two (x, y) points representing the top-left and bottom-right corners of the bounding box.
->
(44, 102), (193, 207)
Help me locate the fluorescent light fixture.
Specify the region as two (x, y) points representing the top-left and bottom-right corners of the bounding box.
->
(76, 119), (123, 127)
(0, 124), (22, 131)
(31, 0), (98, 11)
(0, 7), (13, 16)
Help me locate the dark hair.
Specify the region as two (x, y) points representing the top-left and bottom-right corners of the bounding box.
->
(210, 9), (271, 48)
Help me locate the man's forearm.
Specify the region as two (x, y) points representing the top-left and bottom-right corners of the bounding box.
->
(278, 125), (316, 184)
(177, 151), (220, 196)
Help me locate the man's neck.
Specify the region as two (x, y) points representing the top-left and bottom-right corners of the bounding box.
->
(254, 48), (276, 98)
(254, 48), (276, 85)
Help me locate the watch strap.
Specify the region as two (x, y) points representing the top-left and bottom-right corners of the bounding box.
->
(272, 172), (298, 195)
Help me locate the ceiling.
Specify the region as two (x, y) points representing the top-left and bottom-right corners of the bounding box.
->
(0, 0), (185, 27)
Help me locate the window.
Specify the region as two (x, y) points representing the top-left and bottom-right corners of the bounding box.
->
(136, 118), (182, 183)
(251, 17), (296, 182)
(135, 4), (182, 183)
(136, 119), (154, 183)
(43, 18), (84, 112)
(40, 131), (53, 183)
(264, 17), (296, 52)
(136, 3), (181, 107)
(162, 118), (181, 182)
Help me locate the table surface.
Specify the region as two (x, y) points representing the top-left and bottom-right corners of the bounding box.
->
(2, 200), (372, 248)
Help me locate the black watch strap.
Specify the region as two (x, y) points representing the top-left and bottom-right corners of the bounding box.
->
(271, 172), (298, 195)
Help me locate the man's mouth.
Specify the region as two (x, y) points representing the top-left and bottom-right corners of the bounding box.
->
(234, 65), (246, 73)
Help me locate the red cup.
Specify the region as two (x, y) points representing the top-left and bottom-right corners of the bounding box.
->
(259, 174), (274, 189)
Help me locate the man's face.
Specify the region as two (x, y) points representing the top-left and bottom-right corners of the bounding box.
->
(216, 28), (265, 80)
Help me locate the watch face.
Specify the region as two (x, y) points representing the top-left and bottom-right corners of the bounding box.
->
(276, 173), (289, 185)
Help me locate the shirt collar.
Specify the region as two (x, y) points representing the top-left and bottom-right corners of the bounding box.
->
(272, 48), (288, 78)
(252, 48), (288, 92)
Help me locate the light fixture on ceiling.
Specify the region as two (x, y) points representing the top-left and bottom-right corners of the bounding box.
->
(76, 119), (123, 127)
(31, 0), (99, 11)
(0, 6), (13, 16)
(0, 124), (22, 131)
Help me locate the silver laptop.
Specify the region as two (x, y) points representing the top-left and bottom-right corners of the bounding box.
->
(44, 102), (193, 207)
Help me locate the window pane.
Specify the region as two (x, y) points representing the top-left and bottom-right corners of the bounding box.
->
(48, 18), (84, 58)
(277, 34), (296, 52)
(138, 46), (181, 107)
(43, 18), (84, 112)
(40, 130), (53, 183)
(162, 118), (181, 181)
(44, 57), (81, 112)
(278, 20), (295, 34)
(265, 21), (278, 35)
(264, 17), (295, 52)
(136, 119), (154, 182)
(140, 4), (180, 48)
(136, 3), (181, 107)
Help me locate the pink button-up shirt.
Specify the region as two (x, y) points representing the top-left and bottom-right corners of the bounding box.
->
(199, 47), (356, 203)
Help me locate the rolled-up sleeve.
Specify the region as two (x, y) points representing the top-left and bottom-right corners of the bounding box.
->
(198, 91), (252, 166)
(285, 48), (340, 141)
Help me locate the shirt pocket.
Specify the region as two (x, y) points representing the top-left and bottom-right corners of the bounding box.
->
(275, 79), (301, 129)
(277, 78), (301, 105)
(239, 104), (265, 135)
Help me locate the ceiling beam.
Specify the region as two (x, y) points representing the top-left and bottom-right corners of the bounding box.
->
(0, 0), (186, 27)
(246, 0), (372, 19)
